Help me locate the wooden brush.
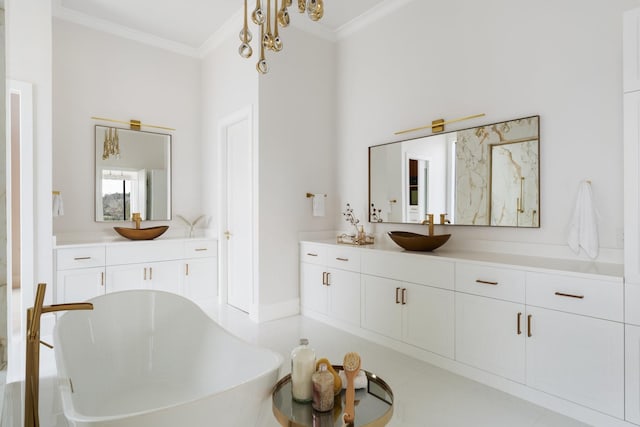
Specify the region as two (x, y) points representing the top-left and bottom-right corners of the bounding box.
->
(343, 352), (361, 424)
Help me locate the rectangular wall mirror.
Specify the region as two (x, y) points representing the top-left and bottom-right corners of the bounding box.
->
(95, 125), (171, 222)
(369, 115), (540, 227)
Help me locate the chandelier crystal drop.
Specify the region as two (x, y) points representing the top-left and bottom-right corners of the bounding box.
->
(239, 0), (324, 74)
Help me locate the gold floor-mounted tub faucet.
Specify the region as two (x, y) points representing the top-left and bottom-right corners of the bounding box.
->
(25, 283), (93, 427)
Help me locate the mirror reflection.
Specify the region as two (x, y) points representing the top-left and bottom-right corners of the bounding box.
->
(95, 126), (171, 222)
(369, 116), (539, 227)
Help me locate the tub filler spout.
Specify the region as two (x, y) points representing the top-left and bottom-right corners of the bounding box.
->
(25, 283), (93, 427)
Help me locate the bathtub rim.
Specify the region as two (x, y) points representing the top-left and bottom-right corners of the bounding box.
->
(53, 289), (284, 424)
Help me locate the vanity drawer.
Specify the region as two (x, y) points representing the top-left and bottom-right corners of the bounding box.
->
(327, 246), (360, 272)
(184, 239), (217, 258)
(300, 242), (327, 265)
(56, 246), (106, 270)
(526, 272), (623, 322)
(361, 251), (453, 290)
(106, 240), (184, 265)
(455, 263), (525, 303)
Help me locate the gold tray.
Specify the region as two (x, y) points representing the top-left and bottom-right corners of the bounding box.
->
(337, 234), (375, 246)
(272, 365), (393, 427)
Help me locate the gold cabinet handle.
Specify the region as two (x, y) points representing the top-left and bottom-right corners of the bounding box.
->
(395, 287), (401, 304)
(554, 291), (584, 299)
(144, 267), (147, 281)
(322, 271), (327, 285)
(307, 253), (318, 257)
(517, 312), (522, 335)
(401, 288), (407, 305)
(336, 257), (349, 262)
(73, 256), (91, 261)
(101, 272), (104, 287)
(527, 314), (532, 337)
(150, 267), (153, 280)
(326, 272), (330, 286)
(186, 263), (190, 276)
(476, 279), (498, 286)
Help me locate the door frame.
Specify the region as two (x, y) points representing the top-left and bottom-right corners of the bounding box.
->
(217, 105), (258, 319)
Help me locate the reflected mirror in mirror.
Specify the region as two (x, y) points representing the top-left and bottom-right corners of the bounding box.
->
(95, 126), (171, 222)
(369, 116), (539, 227)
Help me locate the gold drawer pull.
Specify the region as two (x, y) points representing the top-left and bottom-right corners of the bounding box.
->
(517, 312), (522, 335)
(336, 257), (349, 262)
(401, 288), (407, 305)
(554, 291), (584, 299)
(476, 279), (498, 286)
(322, 272), (328, 285)
(395, 287), (401, 304)
(527, 314), (532, 337)
(73, 256), (91, 261)
(194, 248), (208, 252)
(307, 253), (318, 257)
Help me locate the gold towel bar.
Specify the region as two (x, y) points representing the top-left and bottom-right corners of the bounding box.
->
(306, 193), (327, 198)
(394, 113), (486, 135)
(52, 191), (60, 195)
(91, 116), (176, 131)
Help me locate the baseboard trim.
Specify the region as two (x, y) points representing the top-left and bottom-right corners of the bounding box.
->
(250, 298), (300, 323)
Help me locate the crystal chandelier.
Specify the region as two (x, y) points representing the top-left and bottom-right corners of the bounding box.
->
(239, 0), (324, 74)
(102, 127), (120, 160)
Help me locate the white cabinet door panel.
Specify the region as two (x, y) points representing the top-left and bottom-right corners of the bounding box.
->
(626, 324), (640, 424)
(327, 268), (360, 326)
(184, 258), (217, 302)
(301, 263), (328, 315)
(361, 275), (402, 340)
(402, 283), (454, 359)
(455, 292), (525, 383)
(526, 306), (624, 418)
(56, 267), (105, 304)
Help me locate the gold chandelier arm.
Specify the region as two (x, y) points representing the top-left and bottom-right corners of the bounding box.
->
(394, 113), (486, 135)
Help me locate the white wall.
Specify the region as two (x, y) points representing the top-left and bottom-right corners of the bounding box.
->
(336, 0), (640, 261)
(52, 20), (201, 237)
(257, 26), (336, 316)
(6, 0), (53, 289)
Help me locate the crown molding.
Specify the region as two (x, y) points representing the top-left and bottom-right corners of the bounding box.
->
(52, 1), (201, 58)
(335, 0), (415, 41)
(198, 7), (243, 58)
(52, 0), (414, 59)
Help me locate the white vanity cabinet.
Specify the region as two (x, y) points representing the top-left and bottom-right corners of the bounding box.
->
(360, 250), (455, 359)
(183, 240), (218, 303)
(299, 243), (361, 326)
(299, 240), (626, 424)
(54, 238), (218, 305)
(55, 246), (106, 303)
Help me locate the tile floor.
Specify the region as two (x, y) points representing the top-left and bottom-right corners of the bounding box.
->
(2, 303), (591, 427)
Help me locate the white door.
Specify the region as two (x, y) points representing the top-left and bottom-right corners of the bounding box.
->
(223, 110), (253, 313)
(525, 306), (624, 418)
(455, 292), (526, 383)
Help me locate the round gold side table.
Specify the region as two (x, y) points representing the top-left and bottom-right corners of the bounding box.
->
(272, 365), (393, 427)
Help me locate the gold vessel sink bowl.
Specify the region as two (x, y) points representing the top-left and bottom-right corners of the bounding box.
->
(114, 225), (169, 241)
(387, 231), (451, 252)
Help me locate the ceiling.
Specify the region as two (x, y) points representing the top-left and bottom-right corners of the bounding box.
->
(54, 0), (394, 54)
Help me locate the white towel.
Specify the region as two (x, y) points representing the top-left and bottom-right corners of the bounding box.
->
(52, 193), (64, 217)
(338, 369), (368, 389)
(567, 181), (598, 259)
(312, 194), (325, 217)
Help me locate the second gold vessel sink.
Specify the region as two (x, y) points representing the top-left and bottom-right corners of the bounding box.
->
(387, 231), (451, 252)
(114, 226), (169, 241)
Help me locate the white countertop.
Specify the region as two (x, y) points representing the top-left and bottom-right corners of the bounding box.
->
(301, 239), (624, 281)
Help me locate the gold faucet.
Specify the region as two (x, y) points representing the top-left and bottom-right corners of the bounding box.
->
(25, 283), (93, 427)
(420, 213), (435, 236)
(132, 212), (141, 229)
(440, 213), (451, 225)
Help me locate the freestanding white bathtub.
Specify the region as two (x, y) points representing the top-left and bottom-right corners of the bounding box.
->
(53, 290), (283, 427)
